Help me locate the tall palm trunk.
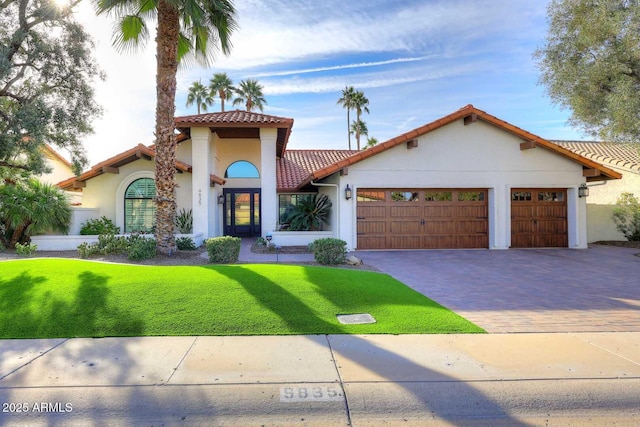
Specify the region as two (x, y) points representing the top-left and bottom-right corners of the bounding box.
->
(154, 0), (179, 254)
(355, 110), (361, 150)
(219, 91), (226, 111)
(347, 109), (351, 150)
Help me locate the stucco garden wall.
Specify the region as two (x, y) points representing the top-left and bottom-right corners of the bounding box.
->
(335, 120), (589, 250)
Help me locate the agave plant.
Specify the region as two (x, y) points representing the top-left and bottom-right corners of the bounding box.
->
(174, 208), (193, 234)
(286, 194), (332, 231)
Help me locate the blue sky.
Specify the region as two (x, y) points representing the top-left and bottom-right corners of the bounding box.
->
(75, 0), (582, 165)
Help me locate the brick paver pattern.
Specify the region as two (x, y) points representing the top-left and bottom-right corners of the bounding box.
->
(357, 245), (640, 333)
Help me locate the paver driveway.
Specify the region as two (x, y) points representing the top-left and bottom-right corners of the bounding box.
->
(357, 245), (640, 333)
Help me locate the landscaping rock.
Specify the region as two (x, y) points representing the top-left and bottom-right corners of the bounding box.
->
(346, 255), (363, 266)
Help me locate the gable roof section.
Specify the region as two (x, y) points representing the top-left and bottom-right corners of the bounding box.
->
(43, 144), (73, 168)
(57, 144), (223, 191)
(175, 110), (294, 158)
(552, 140), (640, 175)
(278, 150), (358, 191)
(301, 105), (622, 187)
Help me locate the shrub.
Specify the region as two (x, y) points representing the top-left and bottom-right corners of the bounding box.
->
(612, 192), (640, 241)
(286, 194), (332, 231)
(311, 238), (347, 265)
(127, 234), (157, 260)
(255, 236), (267, 246)
(15, 242), (37, 256)
(176, 236), (197, 250)
(206, 236), (241, 263)
(175, 208), (193, 234)
(80, 216), (120, 235)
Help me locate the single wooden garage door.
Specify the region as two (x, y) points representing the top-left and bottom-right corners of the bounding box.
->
(511, 189), (567, 248)
(357, 189), (488, 249)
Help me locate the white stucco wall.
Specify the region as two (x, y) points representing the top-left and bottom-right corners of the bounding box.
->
(585, 169), (640, 242)
(77, 159), (192, 234)
(333, 120), (589, 250)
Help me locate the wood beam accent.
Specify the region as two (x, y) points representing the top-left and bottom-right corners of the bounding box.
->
(101, 166), (119, 174)
(463, 113), (477, 125)
(136, 151), (153, 161)
(72, 180), (86, 188)
(340, 167), (348, 176)
(583, 168), (601, 177)
(407, 139), (418, 149)
(520, 140), (537, 150)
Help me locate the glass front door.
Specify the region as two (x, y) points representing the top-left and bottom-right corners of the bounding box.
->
(223, 189), (261, 237)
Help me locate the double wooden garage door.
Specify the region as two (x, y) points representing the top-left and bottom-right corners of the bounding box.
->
(357, 189), (488, 249)
(356, 188), (568, 249)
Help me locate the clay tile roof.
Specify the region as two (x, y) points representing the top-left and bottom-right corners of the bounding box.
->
(175, 110), (293, 127)
(56, 144), (218, 191)
(552, 140), (640, 174)
(277, 150), (358, 191)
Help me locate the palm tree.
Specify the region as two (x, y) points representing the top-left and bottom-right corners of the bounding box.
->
(352, 90), (370, 150)
(209, 72), (235, 112)
(0, 179), (71, 249)
(233, 79), (266, 112)
(186, 80), (213, 114)
(94, 0), (237, 254)
(364, 136), (378, 150)
(350, 119), (368, 151)
(337, 86), (356, 149)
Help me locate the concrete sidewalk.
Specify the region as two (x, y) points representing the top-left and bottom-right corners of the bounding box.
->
(1, 333), (639, 425)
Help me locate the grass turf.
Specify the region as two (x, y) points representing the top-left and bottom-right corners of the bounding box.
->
(0, 259), (484, 338)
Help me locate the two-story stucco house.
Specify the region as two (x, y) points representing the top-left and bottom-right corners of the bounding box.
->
(47, 104), (621, 251)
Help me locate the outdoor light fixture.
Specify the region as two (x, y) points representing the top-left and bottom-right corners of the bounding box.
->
(578, 183), (589, 198)
(345, 184), (352, 200)
(217, 193), (224, 204)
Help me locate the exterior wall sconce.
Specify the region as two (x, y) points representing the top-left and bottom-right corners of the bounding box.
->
(345, 184), (352, 200)
(578, 183), (589, 198)
(217, 193), (224, 204)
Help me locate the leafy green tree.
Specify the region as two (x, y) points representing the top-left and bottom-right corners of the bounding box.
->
(352, 90), (370, 150)
(0, 179), (71, 249)
(94, 0), (237, 254)
(0, 0), (103, 176)
(209, 72), (234, 111)
(536, 0), (640, 143)
(186, 80), (213, 114)
(233, 79), (266, 112)
(364, 136), (378, 150)
(337, 86), (356, 149)
(612, 192), (640, 241)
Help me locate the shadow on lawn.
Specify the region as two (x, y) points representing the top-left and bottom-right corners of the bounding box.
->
(215, 264), (528, 426)
(0, 269), (144, 338)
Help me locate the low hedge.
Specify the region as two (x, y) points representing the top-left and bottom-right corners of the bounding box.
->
(206, 236), (241, 263)
(310, 238), (347, 265)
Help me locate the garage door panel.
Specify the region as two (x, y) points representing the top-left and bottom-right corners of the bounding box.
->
(390, 221), (421, 234)
(457, 220), (487, 234)
(390, 236), (422, 249)
(422, 235), (456, 249)
(357, 205), (386, 218)
(424, 221), (456, 234)
(357, 188), (488, 249)
(390, 206), (422, 217)
(511, 189), (567, 248)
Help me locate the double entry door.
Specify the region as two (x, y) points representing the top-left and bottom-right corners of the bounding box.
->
(223, 189), (261, 237)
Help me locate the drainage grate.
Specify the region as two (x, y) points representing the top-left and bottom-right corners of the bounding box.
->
(337, 313), (376, 324)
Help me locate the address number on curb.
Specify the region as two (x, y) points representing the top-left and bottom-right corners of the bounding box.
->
(279, 385), (343, 402)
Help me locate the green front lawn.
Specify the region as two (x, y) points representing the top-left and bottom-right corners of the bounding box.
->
(0, 259), (484, 338)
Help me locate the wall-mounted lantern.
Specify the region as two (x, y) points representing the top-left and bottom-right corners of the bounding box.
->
(345, 184), (353, 200)
(578, 183), (589, 198)
(217, 193), (224, 204)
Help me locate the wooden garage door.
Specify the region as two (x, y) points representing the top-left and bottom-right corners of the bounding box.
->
(511, 189), (567, 248)
(357, 189), (488, 249)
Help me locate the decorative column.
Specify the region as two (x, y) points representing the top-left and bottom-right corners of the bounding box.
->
(260, 128), (277, 237)
(191, 127), (212, 238)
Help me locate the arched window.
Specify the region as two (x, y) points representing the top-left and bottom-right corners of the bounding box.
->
(124, 178), (155, 233)
(224, 160), (259, 178)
